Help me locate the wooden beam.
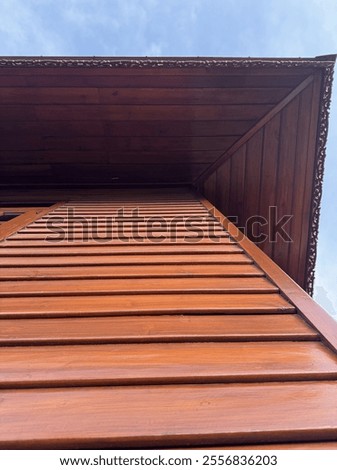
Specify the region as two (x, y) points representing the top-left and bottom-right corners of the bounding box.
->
(195, 75), (315, 185)
(0, 202), (65, 241)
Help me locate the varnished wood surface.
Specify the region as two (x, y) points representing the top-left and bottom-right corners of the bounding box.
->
(0, 244), (242, 256)
(0, 61), (311, 186)
(200, 196), (337, 355)
(1, 381), (337, 449)
(1, 188), (336, 449)
(0, 276), (277, 296)
(200, 76), (322, 291)
(0, 314), (317, 346)
(196, 442), (337, 449)
(1, 341), (336, 388)
(0, 263), (264, 280)
(0, 292), (294, 318)
(0, 253), (252, 266)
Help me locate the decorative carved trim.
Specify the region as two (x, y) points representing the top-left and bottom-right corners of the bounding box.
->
(305, 64), (335, 296)
(0, 57), (335, 69)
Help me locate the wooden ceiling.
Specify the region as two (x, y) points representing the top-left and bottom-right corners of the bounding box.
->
(0, 56), (330, 186)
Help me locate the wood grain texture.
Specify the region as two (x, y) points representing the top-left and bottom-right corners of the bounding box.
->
(1, 181), (336, 448)
(0, 253), (252, 266)
(1, 381), (337, 449)
(0, 263), (264, 280)
(0, 203), (63, 241)
(0, 292), (294, 318)
(0, 276), (277, 297)
(1, 341), (335, 388)
(0, 242), (242, 255)
(200, 196), (337, 354)
(200, 75), (324, 291)
(0, 61), (312, 187)
(0, 314), (317, 346)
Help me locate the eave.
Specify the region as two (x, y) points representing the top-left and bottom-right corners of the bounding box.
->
(0, 55), (335, 293)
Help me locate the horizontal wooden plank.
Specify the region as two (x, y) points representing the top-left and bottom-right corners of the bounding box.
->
(6, 233), (228, 241)
(0, 135), (237, 152)
(47, 209), (209, 215)
(31, 217), (216, 225)
(0, 381), (336, 448)
(0, 244), (242, 256)
(18, 225), (225, 237)
(0, 276), (276, 297)
(0, 120), (254, 137)
(0, 163), (208, 184)
(0, 104), (273, 121)
(0, 293), (295, 318)
(0, 87), (289, 105)
(0, 151), (222, 166)
(0, 263), (264, 281)
(0, 341), (334, 388)
(197, 442), (337, 449)
(0, 71), (308, 88)
(0, 253), (252, 267)
(1, 237), (231, 246)
(0, 314), (317, 346)
(0, 65), (314, 77)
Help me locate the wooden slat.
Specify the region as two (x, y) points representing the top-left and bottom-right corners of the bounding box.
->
(0, 65), (315, 76)
(198, 442), (337, 449)
(0, 314), (317, 346)
(16, 227), (227, 234)
(0, 72), (307, 87)
(0, 253), (251, 267)
(272, 95), (299, 268)
(243, 128), (264, 236)
(0, 293), (295, 318)
(0, 276), (277, 297)
(1, 341), (335, 388)
(0, 244), (242, 257)
(0, 87), (289, 105)
(6, 232), (228, 241)
(0, 163), (208, 185)
(1, 381), (337, 449)
(0, 120), (254, 138)
(0, 135), (237, 153)
(0, 263), (264, 281)
(257, 112), (281, 256)
(30, 218), (216, 226)
(284, 83), (313, 281)
(0, 104), (273, 121)
(1, 238), (231, 246)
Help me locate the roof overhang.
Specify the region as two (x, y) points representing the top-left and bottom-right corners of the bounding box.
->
(0, 55), (335, 293)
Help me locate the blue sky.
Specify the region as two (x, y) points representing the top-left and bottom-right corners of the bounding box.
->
(0, 0), (336, 318)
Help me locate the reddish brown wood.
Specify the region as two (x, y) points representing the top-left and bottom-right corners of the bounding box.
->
(200, 196), (337, 354)
(0, 314), (316, 346)
(196, 75), (314, 184)
(0, 276), (277, 297)
(0, 253), (251, 267)
(0, 263), (263, 280)
(1, 381), (337, 449)
(1, 341), (335, 388)
(0, 292), (294, 318)
(0, 203), (64, 241)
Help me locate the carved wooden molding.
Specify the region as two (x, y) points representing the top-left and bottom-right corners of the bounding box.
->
(305, 64), (335, 296)
(0, 57), (335, 69)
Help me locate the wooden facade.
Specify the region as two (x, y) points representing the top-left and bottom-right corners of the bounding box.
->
(0, 56), (336, 449)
